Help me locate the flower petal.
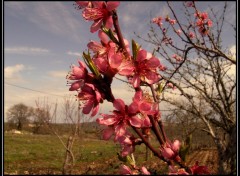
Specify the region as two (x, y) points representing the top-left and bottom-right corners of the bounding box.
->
(139, 102), (152, 112)
(146, 57), (160, 68)
(128, 102), (138, 114)
(129, 116), (142, 128)
(105, 15), (113, 29)
(132, 74), (140, 88)
(82, 100), (94, 114)
(102, 127), (114, 140)
(106, 1), (120, 11)
(113, 99), (125, 113)
(136, 49), (147, 62)
(91, 104), (99, 117)
(109, 53), (122, 69)
(98, 30), (109, 45)
(90, 19), (103, 33)
(145, 72), (160, 84)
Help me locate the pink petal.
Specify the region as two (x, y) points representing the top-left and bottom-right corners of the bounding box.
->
(91, 104), (99, 117)
(128, 102), (138, 114)
(162, 148), (174, 159)
(120, 165), (132, 175)
(109, 54), (122, 69)
(121, 145), (133, 157)
(118, 67), (134, 76)
(105, 15), (113, 29)
(76, 1), (89, 8)
(87, 41), (104, 52)
(97, 114), (117, 125)
(139, 102), (152, 112)
(95, 90), (102, 102)
(113, 99), (125, 113)
(132, 74), (140, 88)
(142, 116), (151, 127)
(72, 66), (85, 79)
(118, 61), (134, 76)
(141, 167), (151, 175)
(98, 30), (109, 45)
(129, 116), (142, 128)
(82, 83), (95, 93)
(90, 19), (103, 33)
(146, 52), (153, 59)
(133, 90), (142, 102)
(115, 124), (126, 137)
(146, 57), (160, 68)
(92, 1), (104, 8)
(171, 140), (180, 152)
(106, 1), (120, 11)
(102, 127), (114, 140)
(69, 81), (83, 91)
(94, 57), (108, 73)
(145, 72), (160, 84)
(136, 49), (147, 62)
(82, 101), (94, 114)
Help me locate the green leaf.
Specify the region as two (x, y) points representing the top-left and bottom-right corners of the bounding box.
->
(82, 51), (101, 79)
(101, 27), (119, 44)
(132, 39), (141, 60)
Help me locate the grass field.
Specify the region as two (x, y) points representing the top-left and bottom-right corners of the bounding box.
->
(4, 131), (218, 175)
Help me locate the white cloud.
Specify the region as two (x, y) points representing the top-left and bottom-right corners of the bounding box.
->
(67, 51), (82, 57)
(5, 47), (50, 55)
(48, 70), (68, 78)
(28, 2), (86, 43)
(5, 64), (25, 79)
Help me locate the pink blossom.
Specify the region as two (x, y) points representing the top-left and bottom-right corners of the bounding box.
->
(190, 161), (210, 175)
(176, 29), (182, 35)
(207, 19), (213, 27)
(172, 54), (183, 62)
(67, 60), (90, 91)
(97, 99), (143, 139)
(189, 32), (195, 39)
(78, 83), (103, 116)
(152, 16), (163, 27)
(161, 140), (181, 160)
(94, 53), (134, 77)
(129, 90), (158, 127)
(167, 83), (176, 90)
(168, 165), (189, 175)
(67, 60), (88, 80)
(82, 1), (120, 33)
(131, 49), (161, 88)
(69, 80), (84, 91)
(159, 63), (167, 71)
(169, 19), (176, 25)
(200, 12), (208, 20)
(118, 135), (135, 156)
(120, 165), (133, 175)
(88, 30), (116, 58)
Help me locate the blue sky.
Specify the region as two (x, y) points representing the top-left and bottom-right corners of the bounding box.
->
(4, 1), (236, 122)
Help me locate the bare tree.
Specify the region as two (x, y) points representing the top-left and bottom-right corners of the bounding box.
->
(61, 95), (80, 175)
(137, 1), (236, 174)
(7, 103), (33, 131)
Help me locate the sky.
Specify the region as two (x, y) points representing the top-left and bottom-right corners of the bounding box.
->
(3, 1), (236, 123)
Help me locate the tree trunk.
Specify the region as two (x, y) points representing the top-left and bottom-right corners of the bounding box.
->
(62, 136), (74, 175)
(217, 125), (236, 174)
(17, 120), (22, 131)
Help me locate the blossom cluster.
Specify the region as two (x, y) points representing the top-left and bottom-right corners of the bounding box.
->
(66, 1), (211, 175)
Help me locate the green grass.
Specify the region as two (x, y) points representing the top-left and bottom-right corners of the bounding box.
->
(4, 133), (131, 174)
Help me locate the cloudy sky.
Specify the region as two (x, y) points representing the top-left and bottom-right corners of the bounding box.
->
(3, 1), (236, 122)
